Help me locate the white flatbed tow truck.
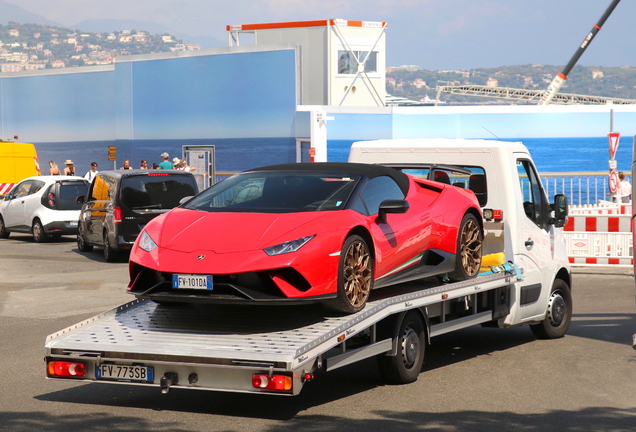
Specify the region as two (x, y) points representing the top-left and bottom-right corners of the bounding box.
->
(45, 139), (572, 396)
(46, 266), (518, 395)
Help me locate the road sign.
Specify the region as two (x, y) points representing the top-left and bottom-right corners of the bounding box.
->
(108, 146), (116, 161)
(608, 132), (620, 160)
(609, 169), (619, 193)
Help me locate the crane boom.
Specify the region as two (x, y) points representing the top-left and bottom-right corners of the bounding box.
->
(538, 0), (621, 105)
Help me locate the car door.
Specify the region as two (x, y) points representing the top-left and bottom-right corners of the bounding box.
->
(514, 157), (556, 320)
(21, 179), (46, 225)
(355, 176), (423, 279)
(2, 180), (35, 229)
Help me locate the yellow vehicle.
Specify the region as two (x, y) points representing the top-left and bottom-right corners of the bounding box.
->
(0, 138), (41, 196)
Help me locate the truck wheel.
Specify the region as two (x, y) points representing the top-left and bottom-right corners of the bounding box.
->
(32, 219), (48, 243)
(103, 231), (119, 262)
(77, 225), (93, 252)
(530, 279), (572, 339)
(0, 216), (9, 239)
(327, 235), (373, 314)
(377, 311), (426, 384)
(448, 213), (482, 281)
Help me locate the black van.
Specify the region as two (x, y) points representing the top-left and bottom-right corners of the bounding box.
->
(77, 169), (198, 262)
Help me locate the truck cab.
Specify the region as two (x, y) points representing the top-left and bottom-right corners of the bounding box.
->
(0, 139), (41, 197)
(349, 138), (571, 335)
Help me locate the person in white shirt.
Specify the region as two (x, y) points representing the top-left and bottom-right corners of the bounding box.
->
(84, 162), (99, 182)
(617, 171), (631, 203)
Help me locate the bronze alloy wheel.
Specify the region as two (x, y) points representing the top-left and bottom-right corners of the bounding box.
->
(343, 238), (372, 309)
(459, 216), (482, 277)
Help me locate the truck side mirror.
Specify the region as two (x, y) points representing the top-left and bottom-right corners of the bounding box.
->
(551, 194), (568, 228)
(377, 199), (410, 224)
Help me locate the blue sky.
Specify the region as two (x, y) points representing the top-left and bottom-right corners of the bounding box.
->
(6, 0), (635, 70)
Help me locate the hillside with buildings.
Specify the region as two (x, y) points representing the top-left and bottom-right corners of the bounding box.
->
(0, 21), (200, 73)
(387, 64), (636, 104)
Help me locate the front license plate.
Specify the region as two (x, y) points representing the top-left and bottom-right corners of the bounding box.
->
(96, 364), (154, 383)
(173, 274), (213, 290)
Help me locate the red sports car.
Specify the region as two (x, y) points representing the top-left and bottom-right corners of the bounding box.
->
(127, 162), (483, 313)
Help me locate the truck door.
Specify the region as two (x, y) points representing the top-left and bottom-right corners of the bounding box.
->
(514, 157), (555, 321)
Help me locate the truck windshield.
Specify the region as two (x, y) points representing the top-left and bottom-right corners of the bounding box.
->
(184, 171), (360, 213)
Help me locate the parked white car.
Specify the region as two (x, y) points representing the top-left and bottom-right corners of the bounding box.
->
(0, 175), (89, 242)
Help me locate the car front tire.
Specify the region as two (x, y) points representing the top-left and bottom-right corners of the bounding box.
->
(77, 224), (93, 252)
(327, 234), (374, 314)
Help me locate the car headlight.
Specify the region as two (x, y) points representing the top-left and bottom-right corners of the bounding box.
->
(138, 231), (158, 252)
(264, 235), (315, 256)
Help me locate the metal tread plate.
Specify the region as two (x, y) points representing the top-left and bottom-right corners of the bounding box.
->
(46, 272), (513, 368)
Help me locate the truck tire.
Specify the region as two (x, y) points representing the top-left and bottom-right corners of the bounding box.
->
(326, 235), (373, 314)
(448, 213), (482, 281)
(377, 311), (426, 384)
(0, 216), (9, 239)
(32, 219), (48, 243)
(103, 231), (119, 263)
(530, 279), (572, 339)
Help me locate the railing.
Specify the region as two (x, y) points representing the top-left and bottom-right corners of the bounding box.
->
(539, 172), (631, 206)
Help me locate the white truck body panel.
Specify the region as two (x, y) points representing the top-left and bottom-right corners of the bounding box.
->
(348, 138), (571, 327)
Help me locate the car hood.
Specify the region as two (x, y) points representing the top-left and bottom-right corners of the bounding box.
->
(156, 208), (333, 253)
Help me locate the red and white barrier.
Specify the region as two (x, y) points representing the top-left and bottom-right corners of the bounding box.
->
(565, 231), (633, 266)
(564, 214), (631, 233)
(0, 183), (15, 195)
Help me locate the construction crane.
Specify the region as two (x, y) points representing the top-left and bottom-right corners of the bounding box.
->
(538, 0), (621, 105)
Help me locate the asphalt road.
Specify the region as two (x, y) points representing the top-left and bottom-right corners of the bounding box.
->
(1, 234), (636, 432)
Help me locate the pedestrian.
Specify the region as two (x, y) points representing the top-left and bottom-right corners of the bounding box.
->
(49, 161), (61, 175)
(151, 163), (159, 169)
(63, 160), (75, 176)
(120, 159), (132, 170)
(159, 152), (173, 169)
(175, 159), (196, 172)
(172, 157), (180, 168)
(84, 162), (99, 182)
(617, 171), (631, 203)
(140, 159), (148, 169)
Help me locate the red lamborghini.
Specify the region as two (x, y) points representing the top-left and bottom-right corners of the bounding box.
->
(127, 162), (483, 313)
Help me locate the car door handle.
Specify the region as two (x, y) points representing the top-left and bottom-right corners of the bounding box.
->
(525, 238), (534, 247)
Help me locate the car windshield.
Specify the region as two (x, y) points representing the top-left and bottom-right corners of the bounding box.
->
(184, 171), (360, 213)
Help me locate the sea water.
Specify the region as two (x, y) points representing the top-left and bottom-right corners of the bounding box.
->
(35, 136), (632, 178)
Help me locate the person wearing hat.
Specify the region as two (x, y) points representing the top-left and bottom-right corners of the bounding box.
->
(159, 152), (173, 170)
(63, 160), (75, 176)
(172, 157), (180, 167)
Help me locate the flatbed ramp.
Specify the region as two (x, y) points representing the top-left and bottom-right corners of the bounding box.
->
(45, 270), (515, 395)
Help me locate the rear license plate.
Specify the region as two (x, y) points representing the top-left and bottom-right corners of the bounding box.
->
(173, 274), (213, 290)
(69, 221), (78, 227)
(96, 364), (153, 383)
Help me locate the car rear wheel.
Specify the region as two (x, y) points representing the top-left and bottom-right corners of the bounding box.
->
(327, 235), (374, 314)
(32, 219), (47, 243)
(448, 213), (483, 281)
(103, 231), (119, 262)
(0, 216), (9, 239)
(77, 225), (93, 252)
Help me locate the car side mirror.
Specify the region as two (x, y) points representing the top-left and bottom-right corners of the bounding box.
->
(377, 199), (410, 224)
(551, 194), (568, 228)
(76, 195), (86, 204)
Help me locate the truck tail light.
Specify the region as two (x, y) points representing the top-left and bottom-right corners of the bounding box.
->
(252, 374), (292, 392)
(113, 206), (123, 224)
(483, 209), (503, 222)
(47, 361), (86, 377)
